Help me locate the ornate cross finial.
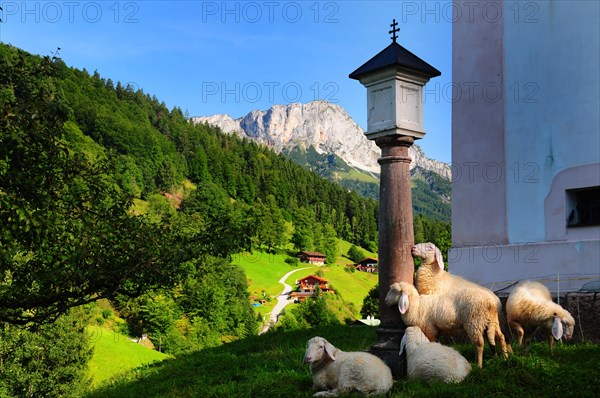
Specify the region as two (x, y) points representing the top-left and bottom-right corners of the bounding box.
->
(389, 19), (400, 43)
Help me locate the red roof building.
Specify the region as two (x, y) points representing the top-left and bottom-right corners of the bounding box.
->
(290, 274), (334, 302)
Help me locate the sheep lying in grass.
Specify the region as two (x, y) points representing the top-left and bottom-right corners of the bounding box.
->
(506, 280), (575, 354)
(400, 326), (472, 383)
(303, 336), (393, 397)
(385, 282), (510, 368)
(412, 242), (512, 343)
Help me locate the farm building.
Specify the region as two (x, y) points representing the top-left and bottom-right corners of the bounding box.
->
(355, 257), (378, 273)
(297, 251), (327, 265)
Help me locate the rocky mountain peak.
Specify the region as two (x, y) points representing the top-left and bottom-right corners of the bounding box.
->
(192, 100), (450, 179)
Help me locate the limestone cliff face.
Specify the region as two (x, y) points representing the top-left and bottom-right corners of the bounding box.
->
(192, 100), (450, 179)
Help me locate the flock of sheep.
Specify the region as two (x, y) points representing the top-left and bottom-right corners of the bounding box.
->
(303, 242), (576, 397)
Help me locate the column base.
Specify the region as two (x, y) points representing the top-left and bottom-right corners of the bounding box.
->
(368, 327), (406, 378)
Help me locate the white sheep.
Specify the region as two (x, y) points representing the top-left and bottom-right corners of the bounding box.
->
(385, 281), (510, 368)
(412, 242), (512, 345)
(303, 336), (393, 397)
(400, 326), (472, 383)
(506, 280), (576, 354)
(413, 242), (499, 298)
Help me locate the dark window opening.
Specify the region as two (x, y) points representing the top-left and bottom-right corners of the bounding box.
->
(566, 186), (600, 227)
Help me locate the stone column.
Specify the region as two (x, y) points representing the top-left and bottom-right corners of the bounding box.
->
(369, 135), (415, 377)
(348, 23), (440, 377)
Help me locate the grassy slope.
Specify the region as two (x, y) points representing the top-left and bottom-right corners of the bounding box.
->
(87, 326), (171, 388)
(86, 325), (600, 398)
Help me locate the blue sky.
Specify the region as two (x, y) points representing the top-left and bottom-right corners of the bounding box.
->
(1, 1), (452, 163)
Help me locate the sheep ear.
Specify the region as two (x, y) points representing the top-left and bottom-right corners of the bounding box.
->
(435, 247), (444, 270)
(552, 316), (563, 340)
(399, 333), (407, 356)
(324, 341), (336, 361)
(398, 292), (409, 314)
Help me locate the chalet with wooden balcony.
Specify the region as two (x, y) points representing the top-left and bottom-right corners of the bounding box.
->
(290, 274), (334, 302)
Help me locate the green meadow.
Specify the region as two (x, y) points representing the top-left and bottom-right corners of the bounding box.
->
(86, 325), (600, 398)
(87, 326), (171, 387)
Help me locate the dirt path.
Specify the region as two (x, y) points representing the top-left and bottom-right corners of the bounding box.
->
(259, 266), (315, 334)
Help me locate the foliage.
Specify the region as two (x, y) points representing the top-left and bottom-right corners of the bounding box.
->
(411, 167), (451, 223)
(286, 147), (451, 225)
(0, 44), (198, 325)
(113, 256), (257, 355)
(250, 195), (287, 252)
(284, 257), (299, 266)
(360, 284), (380, 319)
(179, 181), (250, 257)
(347, 244), (366, 263)
(316, 223), (338, 264)
(0, 308), (93, 398)
(413, 213), (452, 266)
(275, 290), (353, 331)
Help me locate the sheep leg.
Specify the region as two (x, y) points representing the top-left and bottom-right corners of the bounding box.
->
(509, 320), (525, 352)
(548, 334), (555, 355)
(486, 326), (497, 357)
(487, 324), (510, 358)
(495, 328), (510, 358)
(471, 333), (485, 368)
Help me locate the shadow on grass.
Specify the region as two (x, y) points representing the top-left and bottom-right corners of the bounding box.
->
(86, 325), (600, 398)
(85, 325), (378, 398)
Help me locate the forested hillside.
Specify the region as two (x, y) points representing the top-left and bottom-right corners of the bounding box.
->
(57, 60), (378, 252)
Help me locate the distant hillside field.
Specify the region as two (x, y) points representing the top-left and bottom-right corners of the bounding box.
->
(87, 326), (171, 387)
(235, 239), (378, 318)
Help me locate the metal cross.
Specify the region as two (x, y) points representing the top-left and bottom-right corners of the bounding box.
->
(389, 19), (400, 43)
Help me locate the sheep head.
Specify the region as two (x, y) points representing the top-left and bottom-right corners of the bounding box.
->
(385, 282), (415, 314)
(552, 313), (576, 341)
(304, 336), (337, 364)
(412, 242), (444, 270)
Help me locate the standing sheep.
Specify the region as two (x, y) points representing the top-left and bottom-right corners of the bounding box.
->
(412, 242), (511, 344)
(413, 242), (500, 299)
(400, 326), (472, 383)
(303, 336), (393, 397)
(385, 281), (510, 368)
(506, 280), (575, 354)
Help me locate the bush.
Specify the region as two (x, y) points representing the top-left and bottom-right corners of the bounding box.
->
(360, 285), (380, 319)
(101, 308), (113, 319)
(278, 289), (353, 331)
(347, 244), (366, 263)
(284, 257), (299, 266)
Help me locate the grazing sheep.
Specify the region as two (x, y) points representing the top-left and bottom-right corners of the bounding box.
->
(385, 281), (510, 368)
(400, 326), (472, 383)
(412, 242), (512, 344)
(506, 280), (576, 354)
(303, 336), (393, 397)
